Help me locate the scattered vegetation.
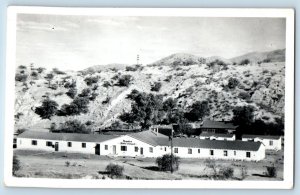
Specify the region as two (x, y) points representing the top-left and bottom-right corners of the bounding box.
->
(66, 88), (77, 99)
(51, 120), (91, 134)
(116, 75), (132, 87)
(84, 76), (99, 86)
(15, 73), (28, 82)
(13, 156), (21, 176)
(35, 98), (59, 119)
(151, 82), (162, 92)
(52, 68), (66, 75)
(239, 59), (250, 65)
(227, 77), (240, 89)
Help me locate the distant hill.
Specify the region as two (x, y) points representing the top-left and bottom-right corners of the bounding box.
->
(82, 63), (128, 74)
(230, 49), (285, 64)
(150, 53), (206, 66)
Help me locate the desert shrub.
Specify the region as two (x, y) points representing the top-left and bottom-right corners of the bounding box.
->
(266, 166), (277, 178)
(85, 120), (93, 126)
(35, 99), (58, 119)
(175, 72), (185, 77)
(37, 67), (45, 73)
(54, 92), (64, 97)
(49, 84), (58, 90)
(52, 68), (66, 75)
(185, 86), (194, 94)
(58, 97), (89, 116)
(13, 156), (21, 176)
(18, 65), (27, 69)
(219, 167), (234, 179)
(164, 75), (172, 82)
(110, 67), (118, 72)
(156, 154), (180, 172)
(16, 128), (27, 135)
(262, 69), (269, 74)
(126, 66), (138, 71)
(15, 73), (28, 82)
(116, 75), (132, 87)
(151, 82), (162, 92)
(105, 163), (124, 178)
(102, 96), (111, 104)
(103, 81), (112, 88)
(31, 71), (38, 78)
(53, 120), (91, 134)
(78, 88), (91, 97)
(84, 76), (99, 86)
(239, 59), (250, 65)
(64, 81), (76, 88)
(238, 91), (251, 101)
(263, 58), (271, 63)
(227, 77), (239, 89)
(207, 59), (227, 68)
(240, 167), (248, 180)
(65, 161), (71, 167)
(66, 88), (77, 99)
(89, 92), (98, 101)
(92, 84), (98, 91)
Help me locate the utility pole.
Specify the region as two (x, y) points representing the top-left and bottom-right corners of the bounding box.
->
(137, 54), (139, 65)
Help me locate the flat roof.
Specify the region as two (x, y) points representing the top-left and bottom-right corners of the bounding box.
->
(200, 132), (235, 138)
(242, 134), (281, 140)
(18, 131), (120, 143)
(172, 138), (261, 151)
(201, 120), (238, 129)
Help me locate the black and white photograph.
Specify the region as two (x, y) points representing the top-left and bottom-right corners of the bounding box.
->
(4, 7), (294, 189)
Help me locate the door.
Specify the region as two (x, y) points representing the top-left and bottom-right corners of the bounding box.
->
(55, 142), (59, 151)
(140, 147), (143, 155)
(113, 145), (116, 155)
(95, 144), (100, 155)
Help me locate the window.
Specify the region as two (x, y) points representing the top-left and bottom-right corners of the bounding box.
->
(174, 148), (178, 153)
(105, 145), (108, 150)
(67, 142), (72, 147)
(82, 143), (86, 148)
(224, 150), (228, 156)
(135, 146), (138, 152)
(188, 148), (192, 154)
(31, 140), (37, 145)
(121, 146), (127, 151)
(269, 140), (273, 146)
(210, 150), (214, 156)
(46, 141), (52, 146)
(234, 151), (236, 156)
(165, 147), (167, 151)
(149, 147), (153, 153)
(198, 149), (200, 153)
(246, 152), (251, 158)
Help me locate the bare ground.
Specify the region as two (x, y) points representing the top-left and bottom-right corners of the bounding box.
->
(13, 149), (283, 180)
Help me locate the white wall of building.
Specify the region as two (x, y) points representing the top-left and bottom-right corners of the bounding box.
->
(242, 137), (281, 150)
(172, 144), (265, 161)
(199, 135), (236, 141)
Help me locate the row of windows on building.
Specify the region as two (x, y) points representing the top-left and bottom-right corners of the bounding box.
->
(30, 140), (251, 158)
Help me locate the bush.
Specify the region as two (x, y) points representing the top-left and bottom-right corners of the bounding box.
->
(266, 166), (277, 178)
(227, 77), (239, 89)
(78, 88), (91, 97)
(66, 88), (77, 99)
(126, 66), (138, 71)
(31, 71), (38, 78)
(156, 154), (180, 172)
(103, 81), (112, 88)
(151, 82), (162, 92)
(239, 59), (250, 65)
(37, 67), (45, 73)
(15, 73), (28, 82)
(263, 58), (271, 63)
(238, 91), (251, 101)
(105, 163), (124, 178)
(219, 167), (234, 179)
(58, 96), (89, 116)
(13, 156), (21, 176)
(116, 75), (132, 87)
(18, 65), (27, 69)
(84, 76), (99, 86)
(164, 75), (172, 82)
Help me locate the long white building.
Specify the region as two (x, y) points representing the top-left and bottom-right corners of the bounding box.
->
(16, 130), (265, 161)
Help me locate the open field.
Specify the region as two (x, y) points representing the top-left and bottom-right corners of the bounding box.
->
(13, 149), (283, 180)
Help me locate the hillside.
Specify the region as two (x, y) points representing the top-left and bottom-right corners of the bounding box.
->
(14, 49), (285, 133)
(230, 49), (285, 64)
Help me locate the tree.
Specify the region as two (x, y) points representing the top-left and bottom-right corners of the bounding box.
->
(78, 88), (91, 97)
(15, 73), (28, 82)
(232, 105), (255, 138)
(35, 98), (58, 119)
(228, 77), (239, 89)
(13, 156), (21, 176)
(45, 73), (54, 87)
(184, 100), (209, 122)
(52, 120), (91, 134)
(156, 154), (180, 172)
(84, 76), (99, 86)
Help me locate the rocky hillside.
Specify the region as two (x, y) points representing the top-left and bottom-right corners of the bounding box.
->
(14, 49), (285, 132)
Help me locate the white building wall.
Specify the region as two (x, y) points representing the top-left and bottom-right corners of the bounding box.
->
(242, 137), (281, 150)
(199, 135), (236, 141)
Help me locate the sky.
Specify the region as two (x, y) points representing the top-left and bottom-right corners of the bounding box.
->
(16, 14), (286, 71)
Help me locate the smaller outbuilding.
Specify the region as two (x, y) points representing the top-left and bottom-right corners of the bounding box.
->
(242, 134), (282, 151)
(200, 120), (238, 134)
(199, 132), (236, 141)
